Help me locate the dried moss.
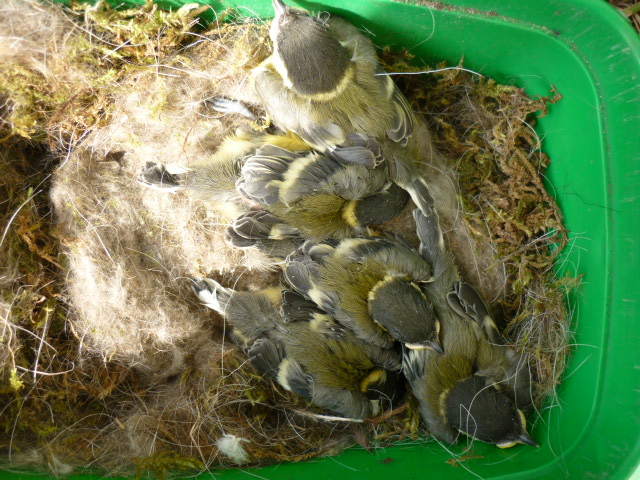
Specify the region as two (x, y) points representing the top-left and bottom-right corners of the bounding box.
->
(0, 1), (578, 477)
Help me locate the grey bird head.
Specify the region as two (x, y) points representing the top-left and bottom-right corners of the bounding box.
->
(445, 374), (538, 448)
(270, 0), (351, 96)
(368, 276), (444, 354)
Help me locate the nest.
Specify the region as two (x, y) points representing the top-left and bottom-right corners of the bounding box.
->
(0, 0), (578, 477)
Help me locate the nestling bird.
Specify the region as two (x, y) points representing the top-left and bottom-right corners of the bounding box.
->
(230, 139), (409, 244)
(253, 0), (436, 215)
(403, 206), (537, 448)
(139, 128), (310, 219)
(254, 0), (414, 154)
(140, 122), (409, 252)
(283, 233), (443, 353)
(191, 278), (404, 420)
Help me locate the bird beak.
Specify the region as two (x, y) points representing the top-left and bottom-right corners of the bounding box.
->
(496, 433), (539, 449)
(517, 433), (539, 448)
(404, 340), (444, 354)
(272, 0), (287, 17)
(429, 340), (445, 355)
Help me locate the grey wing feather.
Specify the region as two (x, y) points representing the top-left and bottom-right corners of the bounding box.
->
(139, 162), (183, 190)
(228, 211), (300, 242)
(284, 254), (340, 314)
(278, 356), (315, 399)
(248, 337), (287, 378)
(237, 146), (300, 205)
(278, 153), (345, 204)
(226, 211), (302, 257)
(414, 209), (448, 273)
(279, 290), (321, 322)
(386, 82), (415, 145)
(449, 282), (504, 345)
(283, 255), (321, 297)
(330, 133), (384, 168)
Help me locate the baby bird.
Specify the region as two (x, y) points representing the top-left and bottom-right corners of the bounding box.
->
(403, 207), (537, 448)
(283, 234), (443, 353)
(191, 278), (404, 420)
(139, 128), (310, 219)
(141, 127), (409, 253)
(254, 0), (414, 154)
(254, 0), (436, 216)
(230, 140), (409, 245)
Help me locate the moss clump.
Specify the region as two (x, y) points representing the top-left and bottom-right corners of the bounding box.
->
(0, 2), (577, 477)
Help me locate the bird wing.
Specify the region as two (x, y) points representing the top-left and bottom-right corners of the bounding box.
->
(447, 282), (504, 345)
(277, 152), (344, 204)
(248, 337), (288, 379)
(226, 210), (302, 256)
(379, 68), (415, 145)
(237, 145), (301, 205)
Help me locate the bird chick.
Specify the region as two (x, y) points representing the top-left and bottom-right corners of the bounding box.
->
(229, 140), (409, 249)
(283, 234), (443, 353)
(403, 206), (537, 448)
(191, 278), (404, 420)
(141, 124), (409, 254)
(254, 0), (414, 153)
(254, 0), (438, 217)
(139, 128), (310, 219)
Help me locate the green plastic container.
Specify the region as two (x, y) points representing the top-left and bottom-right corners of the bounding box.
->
(7, 0), (640, 479)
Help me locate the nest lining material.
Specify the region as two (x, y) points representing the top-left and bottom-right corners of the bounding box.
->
(0, 0), (578, 477)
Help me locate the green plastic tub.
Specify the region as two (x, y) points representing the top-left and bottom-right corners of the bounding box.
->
(8, 0), (640, 479)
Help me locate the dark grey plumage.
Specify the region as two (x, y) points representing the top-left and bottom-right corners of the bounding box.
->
(444, 375), (538, 447)
(226, 210), (302, 259)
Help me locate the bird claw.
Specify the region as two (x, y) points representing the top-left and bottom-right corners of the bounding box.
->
(190, 277), (225, 313)
(204, 96), (257, 121)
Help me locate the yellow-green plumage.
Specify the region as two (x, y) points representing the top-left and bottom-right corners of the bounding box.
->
(191, 278), (404, 419)
(284, 237), (440, 351)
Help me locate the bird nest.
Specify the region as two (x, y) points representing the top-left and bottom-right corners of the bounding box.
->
(0, 0), (578, 477)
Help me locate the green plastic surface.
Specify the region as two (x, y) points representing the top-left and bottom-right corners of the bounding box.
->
(4, 0), (639, 479)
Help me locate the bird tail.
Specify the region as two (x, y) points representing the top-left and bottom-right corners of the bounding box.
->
(191, 277), (284, 341)
(236, 145), (301, 205)
(139, 162), (184, 191)
(226, 210), (303, 257)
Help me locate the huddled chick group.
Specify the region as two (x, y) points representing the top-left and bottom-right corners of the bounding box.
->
(141, 0), (537, 450)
